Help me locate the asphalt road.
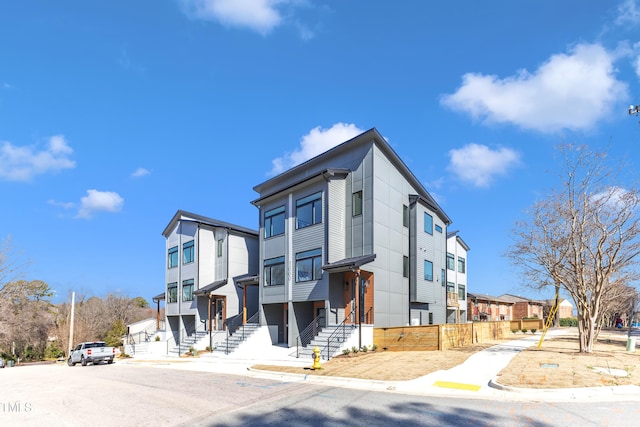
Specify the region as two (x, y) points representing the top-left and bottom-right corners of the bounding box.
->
(1, 361), (639, 426)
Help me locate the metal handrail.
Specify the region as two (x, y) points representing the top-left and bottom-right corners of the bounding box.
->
(324, 307), (357, 360)
(295, 313), (326, 358)
(177, 322), (207, 355)
(223, 311), (260, 354)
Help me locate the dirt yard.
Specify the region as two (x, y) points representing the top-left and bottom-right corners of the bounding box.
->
(252, 329), (640, 388)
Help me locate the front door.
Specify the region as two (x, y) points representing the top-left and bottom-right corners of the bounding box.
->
(215, 298), (225, 331)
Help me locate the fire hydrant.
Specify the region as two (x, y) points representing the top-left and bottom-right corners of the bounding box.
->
(312, 346), (322, 370)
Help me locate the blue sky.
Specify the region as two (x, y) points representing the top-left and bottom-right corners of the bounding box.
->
(2, 1), (640, 305)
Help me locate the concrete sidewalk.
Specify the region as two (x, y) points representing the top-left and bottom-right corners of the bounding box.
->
(124, 329), (640, 402)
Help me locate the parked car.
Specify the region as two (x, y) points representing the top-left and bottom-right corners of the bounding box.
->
(68, 342), (115, 366)
(0, 358), (4, 368)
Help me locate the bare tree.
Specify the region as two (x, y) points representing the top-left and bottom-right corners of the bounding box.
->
(508, 145), (640, 353)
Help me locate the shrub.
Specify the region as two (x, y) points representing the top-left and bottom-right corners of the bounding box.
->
(342, 348), (351, 356)
(371, 344), (378, 352)
(155, 336), (161, 342)
(560, 317), (578, 327)
(205, 346), (212, 352)
(521, 329), (528, 334)
(361, 345), (368, 352)
(44, 341), (65, 360)
(511, 329), (518, 334)
(531, 329), (537, 334)
(351, 346), (359, 354)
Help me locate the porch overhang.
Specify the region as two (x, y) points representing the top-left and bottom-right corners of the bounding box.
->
(235, 274), (259, 287)
(152, 292), (165, 302)
(322, 254), (376, 273)
(194, 279), (228, 297)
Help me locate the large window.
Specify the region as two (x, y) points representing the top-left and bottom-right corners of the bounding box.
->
(264, 206), (285, 238)
(424, 260), (433, 281)
(403, 204), (408, 227)
(295, 248), (322, 282)
(424, 212), (433, 235)
(458, 256), (466, 273)
(296, 192), (322, 228)
(446, 252), (455, 270)
(403, 256), (409, 278)
(183, 240), (194, 264)
(167, 282), (177, 303)
(182, 279), (194, 302)
(217, 239), (223, 257)
(264, 256), (285, 286)
(447, 282), (455, 293)
(353, 191), (363, 217)
(168, 246), (178, 269)
(458, 284), (466, 300)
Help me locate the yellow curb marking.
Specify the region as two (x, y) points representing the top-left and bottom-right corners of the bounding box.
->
(433, 381), (481, 391)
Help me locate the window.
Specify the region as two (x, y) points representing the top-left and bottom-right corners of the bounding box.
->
(403, 205), (408, 227)
(447, 282), (455, 293)
(435, 224), (442, 233)
(446, 252), (455, 270)
(182, 279), (194, 302)
(168, 246), (178, 269)
(403, 256), (409, 278)
(296, 192), (322, 228)
(295, 248), (322, 282)
(458, 256), (466, 273)
(458, 284), (466, 300)
(265, 206), (285, 238)
(183, 240), (194, 264)
(217, 239), (223, 257)
(264, 256), (285, 286)
(428, 312), (433, 325)
(441, 269), (445, 286)
(424, 260), (433, 281)
(424, 212), (433, 235)
(353, 191), (363, 216)
(167, 282), (177, 303)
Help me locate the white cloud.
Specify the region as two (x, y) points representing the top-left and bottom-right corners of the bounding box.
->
(615, 0), (640, 26)
(441, 43), (627, 133)
(180, 0), (286, 34)
(269, 123), (364, 175)
(448, 144), (521, 188)
(0, 135), (76, 181)
(131, 167), (150, 178)
(76, 190), (124, 219)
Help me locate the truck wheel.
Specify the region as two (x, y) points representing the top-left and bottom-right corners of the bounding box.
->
(107, 359), (113, 364)
(68, 357), (75, 367)
(81, 356), (87, 366)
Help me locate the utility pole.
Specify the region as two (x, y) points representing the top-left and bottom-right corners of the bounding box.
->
(67, 291), (75, 357)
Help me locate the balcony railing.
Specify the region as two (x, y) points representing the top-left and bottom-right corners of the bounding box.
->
(447, 291), (459, 306)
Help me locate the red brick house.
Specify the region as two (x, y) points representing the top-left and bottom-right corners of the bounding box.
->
(467, 292), (514, 321)
(499, 294), (544, 320)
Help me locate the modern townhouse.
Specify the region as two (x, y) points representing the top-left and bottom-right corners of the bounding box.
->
(446, 231), (470, 323)
(161, 210), (259, 353)
(251, 128), (452, 349)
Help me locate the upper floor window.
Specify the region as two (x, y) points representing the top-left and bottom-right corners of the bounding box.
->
(183, 240), (194, 264)
(182, 279), (194, 302)
(441, 269), (446, 286)
(424, 212), (433, 235)
(352, 191), (363, 217)
(424, 260), (433, 281)
(296, 192), (322, 228)
(264, 206), (285, 238)
(458, 256), (466, 273)
(435, 224), (442, 233)
(403, 256), (409, 278)
(167, 282), (178, 303)
(403, 205), (409, 227)
(446, 252), (455, 270)
(458, 284), (466, 300)
(295, 248), (322, 282)
(447, 282), (455, 293)
(168, 246), (178, 269)
(217, 239), (223, 257)
(264, 256), (285, 286)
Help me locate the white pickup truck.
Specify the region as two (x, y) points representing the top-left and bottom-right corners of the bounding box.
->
(68, 342), (116, 366)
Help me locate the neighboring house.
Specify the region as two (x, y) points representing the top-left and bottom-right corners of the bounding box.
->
(251, 128), (452, 347)
(499, 294), (544, 319)
(162, 210), (259, 352)
(446, 231), (469, 323)
(467, 293), (514, 321)
(558, 299), (574, 318)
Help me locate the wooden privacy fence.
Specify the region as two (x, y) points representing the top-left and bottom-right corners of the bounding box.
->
(373, 321), (516, 351)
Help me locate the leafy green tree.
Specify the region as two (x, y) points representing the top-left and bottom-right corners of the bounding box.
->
(105, 319), (126, 347)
